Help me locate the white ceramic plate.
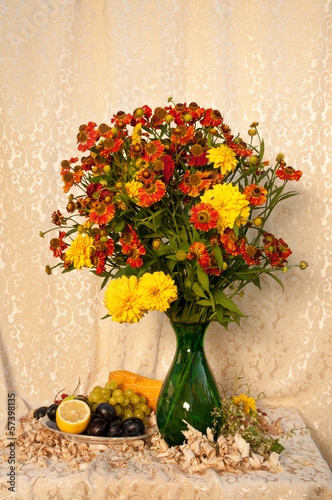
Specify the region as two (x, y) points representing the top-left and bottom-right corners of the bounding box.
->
(40, 416), (154, 445)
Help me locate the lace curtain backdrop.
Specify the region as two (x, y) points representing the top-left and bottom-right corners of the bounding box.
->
(0, 0), (331, 474)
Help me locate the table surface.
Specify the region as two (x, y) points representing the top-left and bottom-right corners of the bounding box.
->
(0, 404), (331, 500)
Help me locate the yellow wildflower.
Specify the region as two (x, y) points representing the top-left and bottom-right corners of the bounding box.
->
(125, 180), (143, 200)
(207, 144), (238, 175)
(65, 234), (94, 270)
(233, 393), (257, 414)
(137, 272), (178, 312)
(104, 275), (145, 324)
(200, 183), (250, 234)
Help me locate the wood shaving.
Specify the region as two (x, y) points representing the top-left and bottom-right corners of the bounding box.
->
(0, 412), (284, 475)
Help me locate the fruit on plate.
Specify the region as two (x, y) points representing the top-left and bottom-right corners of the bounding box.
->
(123, 417), (145, 437)
(33, 406), (48, 420)
(46, 403), (59, 422)
(95, 402), (117, 422)
(85, 418), (109, 436)
(108, 370), (163, 412)
(56, 399), (91, 434)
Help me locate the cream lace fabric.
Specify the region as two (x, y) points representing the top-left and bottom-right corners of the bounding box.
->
(0, 0), (331, 497)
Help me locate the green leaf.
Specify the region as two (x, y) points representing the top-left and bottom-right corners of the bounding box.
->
(252, 276), (261, 289)
(212, 289), (246, 317)
(100, 275), (110, 290)
(233, 224), (239, 238)
(196, 299), (212, 306)
(270, 441), (285, 454)
(113, 220), (125, 233)
(259, 138), (265, 160)
(212, 244), (224, 271)
(179, 241), (190, 252)
(180, 225), (187, 242)
(216, 304), (224, 324)
(192, 282), (208, 298)
(197, 265), (210, 292)
(65, 228), (78, 237)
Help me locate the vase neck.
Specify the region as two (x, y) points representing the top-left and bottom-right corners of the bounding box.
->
(170, 321), (210, 351)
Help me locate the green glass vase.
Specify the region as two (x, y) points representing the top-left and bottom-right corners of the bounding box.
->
(156, 321), (221, 446)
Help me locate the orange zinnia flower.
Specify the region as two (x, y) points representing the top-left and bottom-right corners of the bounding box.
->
(137, 180), (166, 207)
(276, 165), (302, 181)
(89, 201), (115, 225)
(179, 171), (211, 197)
(190, 203), (218, 231)
(243, 184), (268, 206)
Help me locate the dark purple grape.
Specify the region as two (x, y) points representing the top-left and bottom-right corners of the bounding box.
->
(86, 418), (109, 436)
(107, 419), (124, 437)
(95, 403), (117, 422)
(33, 406), (48, 420)
(123, 417), (145, 436)
(46, 403), (59, 422)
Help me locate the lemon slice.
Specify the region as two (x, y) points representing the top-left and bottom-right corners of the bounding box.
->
(56, 399), (91, 434)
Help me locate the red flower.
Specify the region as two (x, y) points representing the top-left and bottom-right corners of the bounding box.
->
(263, 232), (292, 267)
(243, 184), (268, 206)
(200, 253), (223, 275)
(126, 242), (146, 268)
(89, 202), (115, 225)
(228, 140), (252, 158)
(187, 242), (208, 264)
(120, 225), (139, 254)
(190, 203), (218, 231)
(276, 166), (302, 181)
(200, 109), (223, 127)
(50, 231), (68, 258)
(142, 140), (164, 162)
(219, 229), (243, 256)
(179, 171), (211, 198)
(51, 210), (64, 226)
(188, 144), (209, 167)
(171, 125), (194, 146)
(137, 180), (166, 207)
(77, 122), (98, 152)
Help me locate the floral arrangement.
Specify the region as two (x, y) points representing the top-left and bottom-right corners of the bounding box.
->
(42, 98), (307, 326)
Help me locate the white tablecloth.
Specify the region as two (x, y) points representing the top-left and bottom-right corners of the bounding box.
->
(1, 405), (331, 500)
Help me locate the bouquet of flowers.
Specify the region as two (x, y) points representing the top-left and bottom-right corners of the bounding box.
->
(43, 98), (307, 326)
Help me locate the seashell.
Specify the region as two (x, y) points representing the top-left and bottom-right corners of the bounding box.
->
(249, 452), (263, 469)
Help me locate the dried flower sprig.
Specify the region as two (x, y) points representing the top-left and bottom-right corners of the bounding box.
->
(211, 377), (312, 460)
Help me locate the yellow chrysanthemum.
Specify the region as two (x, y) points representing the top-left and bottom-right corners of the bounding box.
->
(104, 275), (145, 324)
(137, 272), (178, 312)
(65, 234), (94, 270)
(233, 393), (257, 414)
(207, 144), (238, 175)
(200, 183), (250, 234)
(125, 180), (142, 200)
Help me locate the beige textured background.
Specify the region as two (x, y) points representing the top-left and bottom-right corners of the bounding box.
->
(0, 0), (331, 470)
